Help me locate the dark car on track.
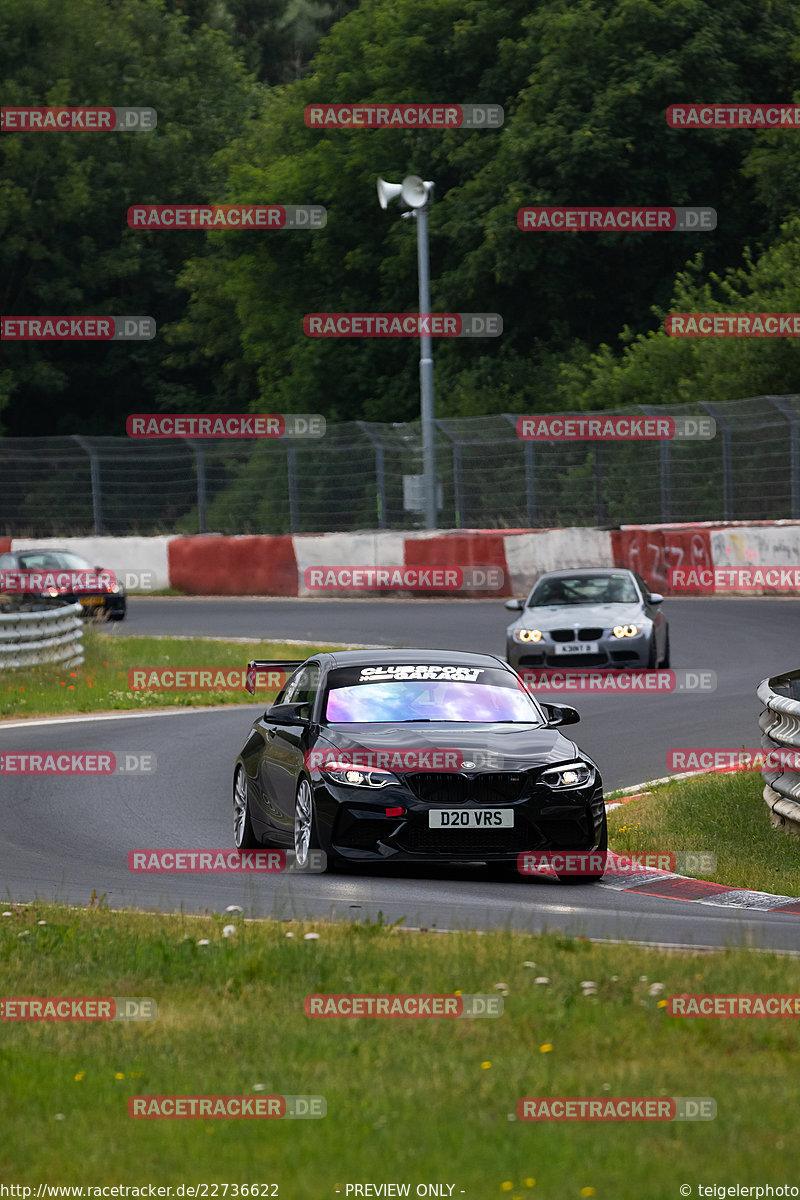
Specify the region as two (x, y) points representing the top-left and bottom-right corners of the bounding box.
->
(232, 649), (606, 881)
(0, 548), (126, 620)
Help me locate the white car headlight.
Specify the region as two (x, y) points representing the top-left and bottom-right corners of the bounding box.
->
(612, 624), (639, 638)
(320, 762), (400, 789)
(513, 628), (543, 643)
(539, 761), (595, 789)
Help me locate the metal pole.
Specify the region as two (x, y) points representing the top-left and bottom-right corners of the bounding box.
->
(593, 445), (604, 524)
(524, 442), (536, 526)
(416, 205), (437, 529)
(701, 402), (732, 520)
(71, 435), (102, 535)
(357, 421), (387, 529)
(287, 443), (299, 533)
(183, 440), (207, 534)
(767, 397), (800, 519)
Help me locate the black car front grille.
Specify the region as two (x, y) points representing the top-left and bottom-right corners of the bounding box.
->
(405, 772), (531, 804)
(399, 827), (526, 855)
(550, 629), (576, 642)
(578, 627), (604, 640)
(407, 774), (470, 804)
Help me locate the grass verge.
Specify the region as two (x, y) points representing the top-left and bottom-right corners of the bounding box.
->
(1, 903), (798, 1192)
(607, 771), (800, 897)
(0, 634), (331, 719)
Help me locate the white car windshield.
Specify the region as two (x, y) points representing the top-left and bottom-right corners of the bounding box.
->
(528, 574), (639, 606)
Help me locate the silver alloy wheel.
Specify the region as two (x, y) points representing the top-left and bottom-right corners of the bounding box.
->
(294, 778), (313, 867)
(233, 767), (249, 848)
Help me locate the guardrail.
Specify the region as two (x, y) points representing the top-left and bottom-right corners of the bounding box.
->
(0, 602), (84, 670)
(757, 669), (800, 833)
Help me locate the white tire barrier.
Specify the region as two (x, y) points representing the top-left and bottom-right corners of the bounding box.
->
(0, 602), (84, 670)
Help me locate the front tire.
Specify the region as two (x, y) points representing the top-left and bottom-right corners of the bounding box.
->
(233, 766), (259, 849)
(660, 630), (671, 668)
(294, 777), (323, 868)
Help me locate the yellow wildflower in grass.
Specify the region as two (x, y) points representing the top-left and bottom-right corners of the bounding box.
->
(501, 1185), (513, 1193)
(114, 1072), (125, 1079)
(580, 1189), (596, 1197)
(73, 1071), (85, 1081)
(481, 1061), (492, 1069)
(524, 1181), (535, 1189)
(539, 1043), (552, 1053)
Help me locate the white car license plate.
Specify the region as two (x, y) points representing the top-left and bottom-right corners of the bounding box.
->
(554, 642), (597, 655)
(428, 809), (514, 829)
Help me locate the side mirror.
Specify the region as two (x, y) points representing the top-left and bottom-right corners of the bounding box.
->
(504, 598), (524, 611)
(540, 702), (580, 728)
(648, 592), (664, 604)
(267, 701), (309, 725)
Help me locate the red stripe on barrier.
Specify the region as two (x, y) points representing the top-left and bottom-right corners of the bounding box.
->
(167, 536), (299, 596)
(0, 538), (11, 555)
(403, 533), (512, 596)
(611, 526), (713, 595)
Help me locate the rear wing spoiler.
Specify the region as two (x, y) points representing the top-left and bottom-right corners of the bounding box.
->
(245, 659), (305, 695)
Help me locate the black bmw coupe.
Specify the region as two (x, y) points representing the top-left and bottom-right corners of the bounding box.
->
(232, 649), (606, 881)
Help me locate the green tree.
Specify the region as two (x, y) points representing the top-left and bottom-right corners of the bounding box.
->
(0, 0), (256, 436)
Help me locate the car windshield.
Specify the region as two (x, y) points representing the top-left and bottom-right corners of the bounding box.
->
(527, 574), (639, 606)
(17, 551), (92, 570)
(323, 665), (542, 724)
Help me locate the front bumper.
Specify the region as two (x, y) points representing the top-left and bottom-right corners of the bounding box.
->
(507, 633), (650, 670)
(313, 772), (606, 863)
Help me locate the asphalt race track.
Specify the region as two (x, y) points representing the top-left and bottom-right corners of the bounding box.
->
(2, 595), (799, 950)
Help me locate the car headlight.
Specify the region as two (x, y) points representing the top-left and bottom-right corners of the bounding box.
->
(612, 624), (638, 638)
(539, 761), (595, 789)
(111, 583), (125, 594)
(513, 628), (543, 643)
(320, 762), (400, 789)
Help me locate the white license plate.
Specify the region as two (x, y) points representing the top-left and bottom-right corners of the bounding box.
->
(428, 809), (514, 829)
(554, 642), (597, 655)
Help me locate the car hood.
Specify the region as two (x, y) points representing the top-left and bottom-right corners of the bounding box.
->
(508, 602), (644, 631)
(315, 723), (586, 770)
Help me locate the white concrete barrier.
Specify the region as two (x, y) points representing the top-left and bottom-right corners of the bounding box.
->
(294, 532), (407, 595)
(503, 529), (614, 596)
